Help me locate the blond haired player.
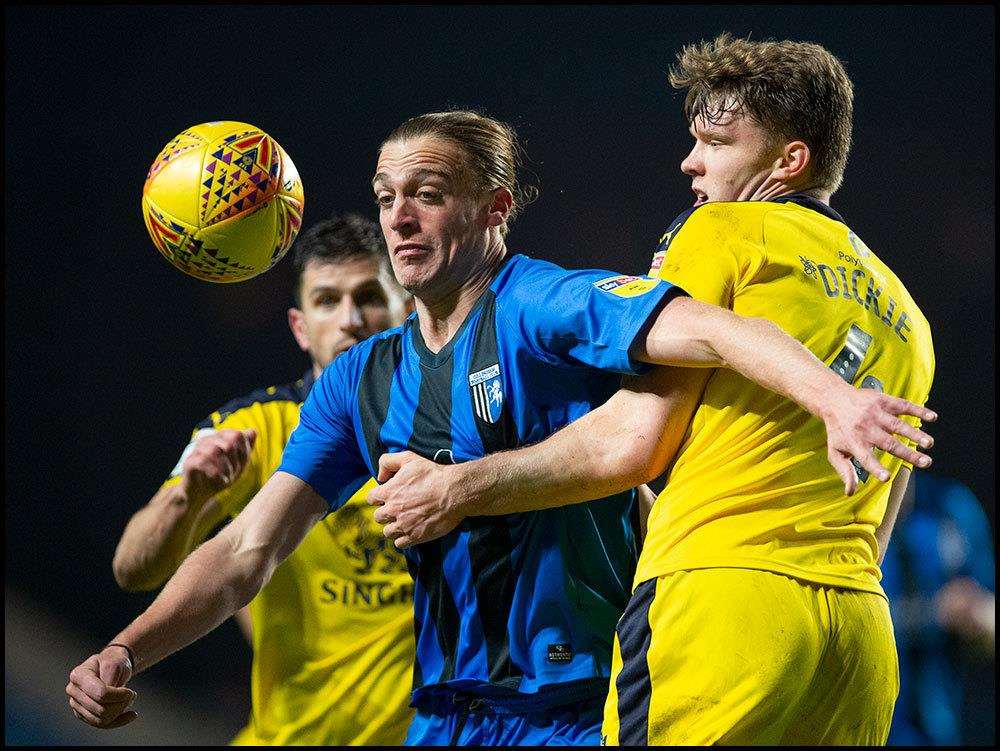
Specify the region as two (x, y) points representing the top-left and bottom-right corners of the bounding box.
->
(366, 37), (936, 745)
(111, 215), (415, 745)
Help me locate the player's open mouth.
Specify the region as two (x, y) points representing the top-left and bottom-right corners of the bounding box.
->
(692, 188), (708, 207)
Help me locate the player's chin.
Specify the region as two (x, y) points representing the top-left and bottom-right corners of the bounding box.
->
(394, 265), (437, 295)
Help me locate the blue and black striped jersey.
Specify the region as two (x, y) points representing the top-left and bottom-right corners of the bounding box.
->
(280, 253), (677, 709)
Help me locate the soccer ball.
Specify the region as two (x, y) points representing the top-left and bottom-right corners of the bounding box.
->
(141, 121), (304, 283)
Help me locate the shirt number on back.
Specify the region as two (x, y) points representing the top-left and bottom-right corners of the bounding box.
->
(830, 324), (885, 483)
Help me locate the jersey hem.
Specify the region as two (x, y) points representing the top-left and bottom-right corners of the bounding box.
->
(411, 676), (608, 715)
(634, 558), (887, 600)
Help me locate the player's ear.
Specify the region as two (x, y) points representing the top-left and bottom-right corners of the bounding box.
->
(288, 307), (311, 353)
(773, 140), (811, 184)
(485, 187), (513, 229)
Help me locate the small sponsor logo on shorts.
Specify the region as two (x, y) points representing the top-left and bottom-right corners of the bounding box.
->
(547, 643), (573, 663)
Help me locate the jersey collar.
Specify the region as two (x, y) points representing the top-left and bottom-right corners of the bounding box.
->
(771, 194), (847, 225)
(408, 254), (516, 369)
(408, 297), (486, 369)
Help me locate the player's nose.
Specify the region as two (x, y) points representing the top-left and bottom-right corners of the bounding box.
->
(387, 196), (419, 235)
(338, 297), (366, 333)
(680, 145), (703, 176)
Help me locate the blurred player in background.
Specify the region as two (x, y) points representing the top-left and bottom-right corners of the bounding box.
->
(883, 473), (995, 745)
(68, 111), (933, 746)
(369, 37), (937, 746)
(110, 215), (415, 745)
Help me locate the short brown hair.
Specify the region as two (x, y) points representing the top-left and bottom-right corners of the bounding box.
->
(291, 213), (408, 319)
(670, 33), (854, 194)
(381, 110), (537, 237)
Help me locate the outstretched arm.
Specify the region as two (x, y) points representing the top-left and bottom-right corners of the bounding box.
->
(66, 471), (327, 729)
(633, 295), (936, 491)
(369, 366), (709, 548)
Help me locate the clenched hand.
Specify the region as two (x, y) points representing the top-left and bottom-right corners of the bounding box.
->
(66, 645), (138, 729)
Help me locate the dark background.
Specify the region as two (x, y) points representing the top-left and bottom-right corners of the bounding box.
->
(5, 4), (994, 744)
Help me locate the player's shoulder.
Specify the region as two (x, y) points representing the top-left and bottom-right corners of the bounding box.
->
(650, 201), (773, 267)
(493, 252), (643, 300)
(489, 253), (568, 311)
(492, 253), (566, 291)
(659, 197), (832, 245)
(677, 199), (778, 230)
(492, 253), (660, 327)
(195, 372), (313, 430)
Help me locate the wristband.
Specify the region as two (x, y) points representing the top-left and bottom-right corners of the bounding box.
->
(106, 642), (138, 669)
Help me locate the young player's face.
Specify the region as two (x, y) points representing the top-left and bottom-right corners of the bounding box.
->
(373, 137), (492, 299)
(291, 257), (394, 370)
(680, 109), (783, 205)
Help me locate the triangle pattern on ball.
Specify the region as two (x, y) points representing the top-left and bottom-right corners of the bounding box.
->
(200, 129), (281, 226)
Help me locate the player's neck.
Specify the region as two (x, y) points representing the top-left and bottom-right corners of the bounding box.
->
(748, 176), (832, 205)
(414, 244), (508, 353)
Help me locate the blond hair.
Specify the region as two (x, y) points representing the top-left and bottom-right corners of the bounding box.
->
(381, 110), (537, 237)
(670, 33), (854, 194)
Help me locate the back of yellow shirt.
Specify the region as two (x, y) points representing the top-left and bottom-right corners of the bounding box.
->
(637, 197), (935, 595)
(163, 372), (415, 745)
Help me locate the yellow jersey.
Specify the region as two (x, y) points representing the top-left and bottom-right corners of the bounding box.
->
(637, 196), (935, 596)
(162, 371), (415, 745)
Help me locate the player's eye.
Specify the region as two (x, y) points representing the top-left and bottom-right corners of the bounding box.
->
(375, 193), (394, 207)
(354, 285), (388, 305)
(355, 289), (388, 309)
(316, 294), (340, 306)
(417, 190), (442, 203)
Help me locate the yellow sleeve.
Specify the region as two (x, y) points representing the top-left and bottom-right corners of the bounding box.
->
(652, 204), (765, 309)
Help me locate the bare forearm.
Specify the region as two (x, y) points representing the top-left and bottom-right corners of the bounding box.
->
(111, 532), (269, 675)
(702, 313), (840, 419)
(638, 297), (840, 419)
(452, 368), (705, 517)
(113, 487), (206, 591)
(113, 473), (325, 671)
(454, 414), (653, 517)
(113, 485), (223, 591)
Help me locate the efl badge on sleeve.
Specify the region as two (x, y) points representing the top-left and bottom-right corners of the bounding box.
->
(469, 364), (504, 424)
(593, 275), (660, 298)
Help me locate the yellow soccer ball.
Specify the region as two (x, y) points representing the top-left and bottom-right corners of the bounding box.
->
(141, 121), (304, 282)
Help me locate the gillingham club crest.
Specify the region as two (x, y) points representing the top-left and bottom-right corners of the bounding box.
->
(469, 364), (504, 424)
